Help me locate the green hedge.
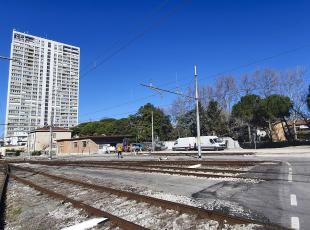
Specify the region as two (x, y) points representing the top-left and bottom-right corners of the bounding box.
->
(31, 151), (42, 156)
(5, 149), (22, 156)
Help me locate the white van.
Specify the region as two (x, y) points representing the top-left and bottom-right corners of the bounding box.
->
(98, 144), (116, 154)
(200, 136), (226, 150)
(172, 137), (196, 151)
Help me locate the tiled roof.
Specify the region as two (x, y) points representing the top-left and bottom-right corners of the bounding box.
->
(56, 135), (132, 142)
(30, 127), (71, 133)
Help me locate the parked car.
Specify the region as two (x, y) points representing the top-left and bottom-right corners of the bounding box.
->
(107, 145), (116, 153)
(139, 142), (168, 151)
(99, 144), (116, 153)
(142, 142), (152, 151)
(131, 143), (144, 152)
(154, 141), (168, 151)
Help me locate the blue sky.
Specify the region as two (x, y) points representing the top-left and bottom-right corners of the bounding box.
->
(0, 0), (309, 135)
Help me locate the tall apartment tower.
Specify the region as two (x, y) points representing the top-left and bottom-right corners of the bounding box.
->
(5, 30), (80, 144)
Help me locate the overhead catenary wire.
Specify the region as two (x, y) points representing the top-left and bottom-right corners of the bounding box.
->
(79, 93), (158, 118)
(79, 102), (174, 124)
(176, 43), (310, 90)
(80, 0), (191, 80)
(80, 0), (172, 75)
(78, 42), (310, 122)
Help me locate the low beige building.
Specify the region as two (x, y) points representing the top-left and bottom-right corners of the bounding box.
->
(272, 119), (310, 141)
(28, 127), (72, 153)
(56, 136), (129, 155)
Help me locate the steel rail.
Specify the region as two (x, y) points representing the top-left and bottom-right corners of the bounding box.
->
(10, 174), (147, 230)
(42, 163), (285, 181)
(6, 159), (271, 167)
(64, 164), (263, 180)
(0, 164), (9, 200)
(64, 163), (248, 174)
(0, 163), (9, 224)
(11, 164), (288, 229)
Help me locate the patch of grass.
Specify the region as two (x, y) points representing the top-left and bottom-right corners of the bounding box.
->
(7, 206), (22, 222)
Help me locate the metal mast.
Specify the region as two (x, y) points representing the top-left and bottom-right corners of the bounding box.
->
(151, 111), (154, 152)
(141, 65), (202, 159)
(194, 65), (202, 158)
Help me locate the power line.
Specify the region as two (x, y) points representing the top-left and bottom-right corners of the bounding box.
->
(80, 0), (172, 75)
(78, 41), (310, 122)
(80, 110), (137, 123)
(178, 43), (310, 90)
(79, 93), (158, 118)
(78, 79), (193, 120)
(79, 102), (174, 124)
(80, 0), (191, 80)
(140, 83), (194, 99)
(80, 42), (310, 120)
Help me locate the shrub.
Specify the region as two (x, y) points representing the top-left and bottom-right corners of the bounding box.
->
(31, 151), (42, 156)
(5, 149), (22, 157)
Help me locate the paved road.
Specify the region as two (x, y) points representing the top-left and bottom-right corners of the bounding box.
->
(202, 153), (310, 230)
(24, 151), (310, 229)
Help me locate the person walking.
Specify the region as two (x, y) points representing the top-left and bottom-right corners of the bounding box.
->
(117, 144), (123, 158)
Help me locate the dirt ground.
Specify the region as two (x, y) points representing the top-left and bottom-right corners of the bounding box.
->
(4, 180), (114, 230)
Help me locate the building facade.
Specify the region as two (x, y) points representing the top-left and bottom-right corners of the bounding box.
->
(28, 127), (72, 152)
(272, 119), (310, 142)
(5, 30), (80, 143)
(56, 136), (129, 155)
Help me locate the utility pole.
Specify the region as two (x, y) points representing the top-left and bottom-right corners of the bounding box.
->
(194, 65), (202, 158)
(141, 65), (203, 159)
(49, 108), (53, 160)
(27, 136), (31, 159)
(151, 111), (154, 152)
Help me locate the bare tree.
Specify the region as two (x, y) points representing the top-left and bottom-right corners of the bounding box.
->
(239, 73), (257, 95)
(169, 87), (194, 124)
(200, 85), (214, 108)
(254, 68), (279, 97)
(279, 66), (307, 139)
(280, 66), (306, 109)
(214, 76), (239, 113)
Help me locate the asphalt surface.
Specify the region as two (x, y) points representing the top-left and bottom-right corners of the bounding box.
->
(203, 153), (310, 230)
(16, 150), (310, 230)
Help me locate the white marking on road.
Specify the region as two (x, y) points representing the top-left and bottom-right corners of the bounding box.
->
(288, 167), (293, 182)
(188, 164), (202, 168)
(291, 217), (300, 230)
(61, 218), (108, 230)
(290, 194), (297, 206)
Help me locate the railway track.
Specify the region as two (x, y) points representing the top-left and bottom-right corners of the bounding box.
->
(57, 163), (250, 174)
(5, 159), (283, 183)
(0, 164), (9, 199)
(7, 159), (271, 167)
(66, 164), (262, 180)
(0, 163), (10, 227)
(10, 164), (287, 229)
(10, 159), (279, 181)
(51, 162), (290, 182)
(10, 174), (146, 230)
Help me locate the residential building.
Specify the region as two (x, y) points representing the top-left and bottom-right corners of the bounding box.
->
(272, 119), (310, 141)
(5, 30), (80, 144)
(4, 131), (27, 146)
(28, 127), (72, 152)
(56, 136), (130, 155)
